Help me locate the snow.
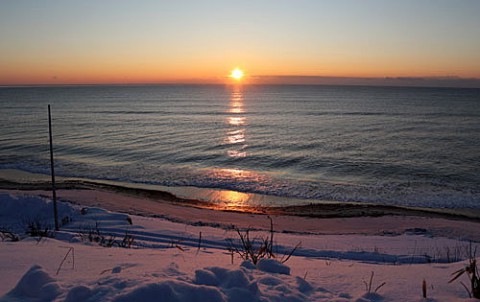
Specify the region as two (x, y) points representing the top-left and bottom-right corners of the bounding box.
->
(7, 265), (61, 301)
(256, 259), (290, 275)
(1, 191), (480, 301)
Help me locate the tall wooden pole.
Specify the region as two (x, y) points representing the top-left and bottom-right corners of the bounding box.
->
(48, 105), (59, 231)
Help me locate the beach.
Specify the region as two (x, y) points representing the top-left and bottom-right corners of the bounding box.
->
(2, 187), (480, 240)
(1, 167), (480, 240)
(1, 185), (480, 301)
(1, 168), (480, 301)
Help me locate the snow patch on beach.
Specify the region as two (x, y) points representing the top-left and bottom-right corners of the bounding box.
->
(0, 193), (76, 231)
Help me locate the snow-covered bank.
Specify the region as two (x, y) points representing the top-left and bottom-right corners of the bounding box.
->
(1, 192), (479, 301)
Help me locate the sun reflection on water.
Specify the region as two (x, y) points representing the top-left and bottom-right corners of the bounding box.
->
(194, 168), (266, 212)
(216, 168), (254, 178)
(214, 190), (250, 207)
(229, 91), (244, 114)
(227, 116), (245, 126)
(226, 129), (245, 144)
(226, 87), (248, 158)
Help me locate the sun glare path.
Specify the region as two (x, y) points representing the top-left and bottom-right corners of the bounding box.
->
(230, 68), (244, 80)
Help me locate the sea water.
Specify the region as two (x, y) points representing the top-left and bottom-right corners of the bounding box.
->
(0, 84), (479, 208)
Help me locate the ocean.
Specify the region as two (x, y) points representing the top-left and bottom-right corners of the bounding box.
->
(0, 84), (479, 209)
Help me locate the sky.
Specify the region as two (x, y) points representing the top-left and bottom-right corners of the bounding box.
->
(0, 0), (479, 86)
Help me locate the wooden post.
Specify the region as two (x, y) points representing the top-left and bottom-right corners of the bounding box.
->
(48, 105), (59, 231)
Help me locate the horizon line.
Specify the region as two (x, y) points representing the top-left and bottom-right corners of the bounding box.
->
(1, 75), (480, 89)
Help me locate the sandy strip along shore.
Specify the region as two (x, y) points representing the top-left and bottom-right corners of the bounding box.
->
(1, 178), (480, 242)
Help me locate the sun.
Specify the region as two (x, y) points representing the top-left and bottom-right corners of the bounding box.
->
(230, 68), (244, 80)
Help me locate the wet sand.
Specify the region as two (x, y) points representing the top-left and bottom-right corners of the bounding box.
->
(1, 168), (480, 241)
(2, 185), (480, 242)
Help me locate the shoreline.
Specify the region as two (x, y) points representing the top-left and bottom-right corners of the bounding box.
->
(2, 187), (480, 242)
(2, 167), (480, 242)
(1, 168), (480, 222)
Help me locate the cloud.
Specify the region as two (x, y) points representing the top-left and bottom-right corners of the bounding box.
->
(252, 75), (480, 88)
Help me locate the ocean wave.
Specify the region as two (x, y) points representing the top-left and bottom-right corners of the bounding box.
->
(2, 161), (478, 209)
(1, 85), (479, 210)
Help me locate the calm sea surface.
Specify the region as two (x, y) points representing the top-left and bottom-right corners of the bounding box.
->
(0, 85), (479, 208)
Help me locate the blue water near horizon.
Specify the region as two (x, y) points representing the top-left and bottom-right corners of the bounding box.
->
(1, 84), (479, 208)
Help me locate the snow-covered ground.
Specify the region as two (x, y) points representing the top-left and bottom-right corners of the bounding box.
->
(1, 192), (479, 301)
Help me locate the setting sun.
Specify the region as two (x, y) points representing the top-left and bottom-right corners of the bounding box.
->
(230, 68), (244, 80)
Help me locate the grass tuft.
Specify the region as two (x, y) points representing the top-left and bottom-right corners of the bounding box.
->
(226, 216), (300, 265)
(449, 243), (479, 299)
(363, 271), (386, 294)
(0, 228), (20, 242)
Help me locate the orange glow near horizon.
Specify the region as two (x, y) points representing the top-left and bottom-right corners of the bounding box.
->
(1, 50), (479, 86)
(2, 57), (479, 86)
(1, 2), (480, 86)
(1, 45), (479, 86)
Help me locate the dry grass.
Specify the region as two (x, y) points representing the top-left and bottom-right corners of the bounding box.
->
(0, 228), (20, 242)
(226, 216), (300, 265)
(449, 243), (479, 299)
(364, 271), (386, 294)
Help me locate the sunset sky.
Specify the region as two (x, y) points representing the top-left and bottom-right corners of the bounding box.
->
(1, 0), (479, 85)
